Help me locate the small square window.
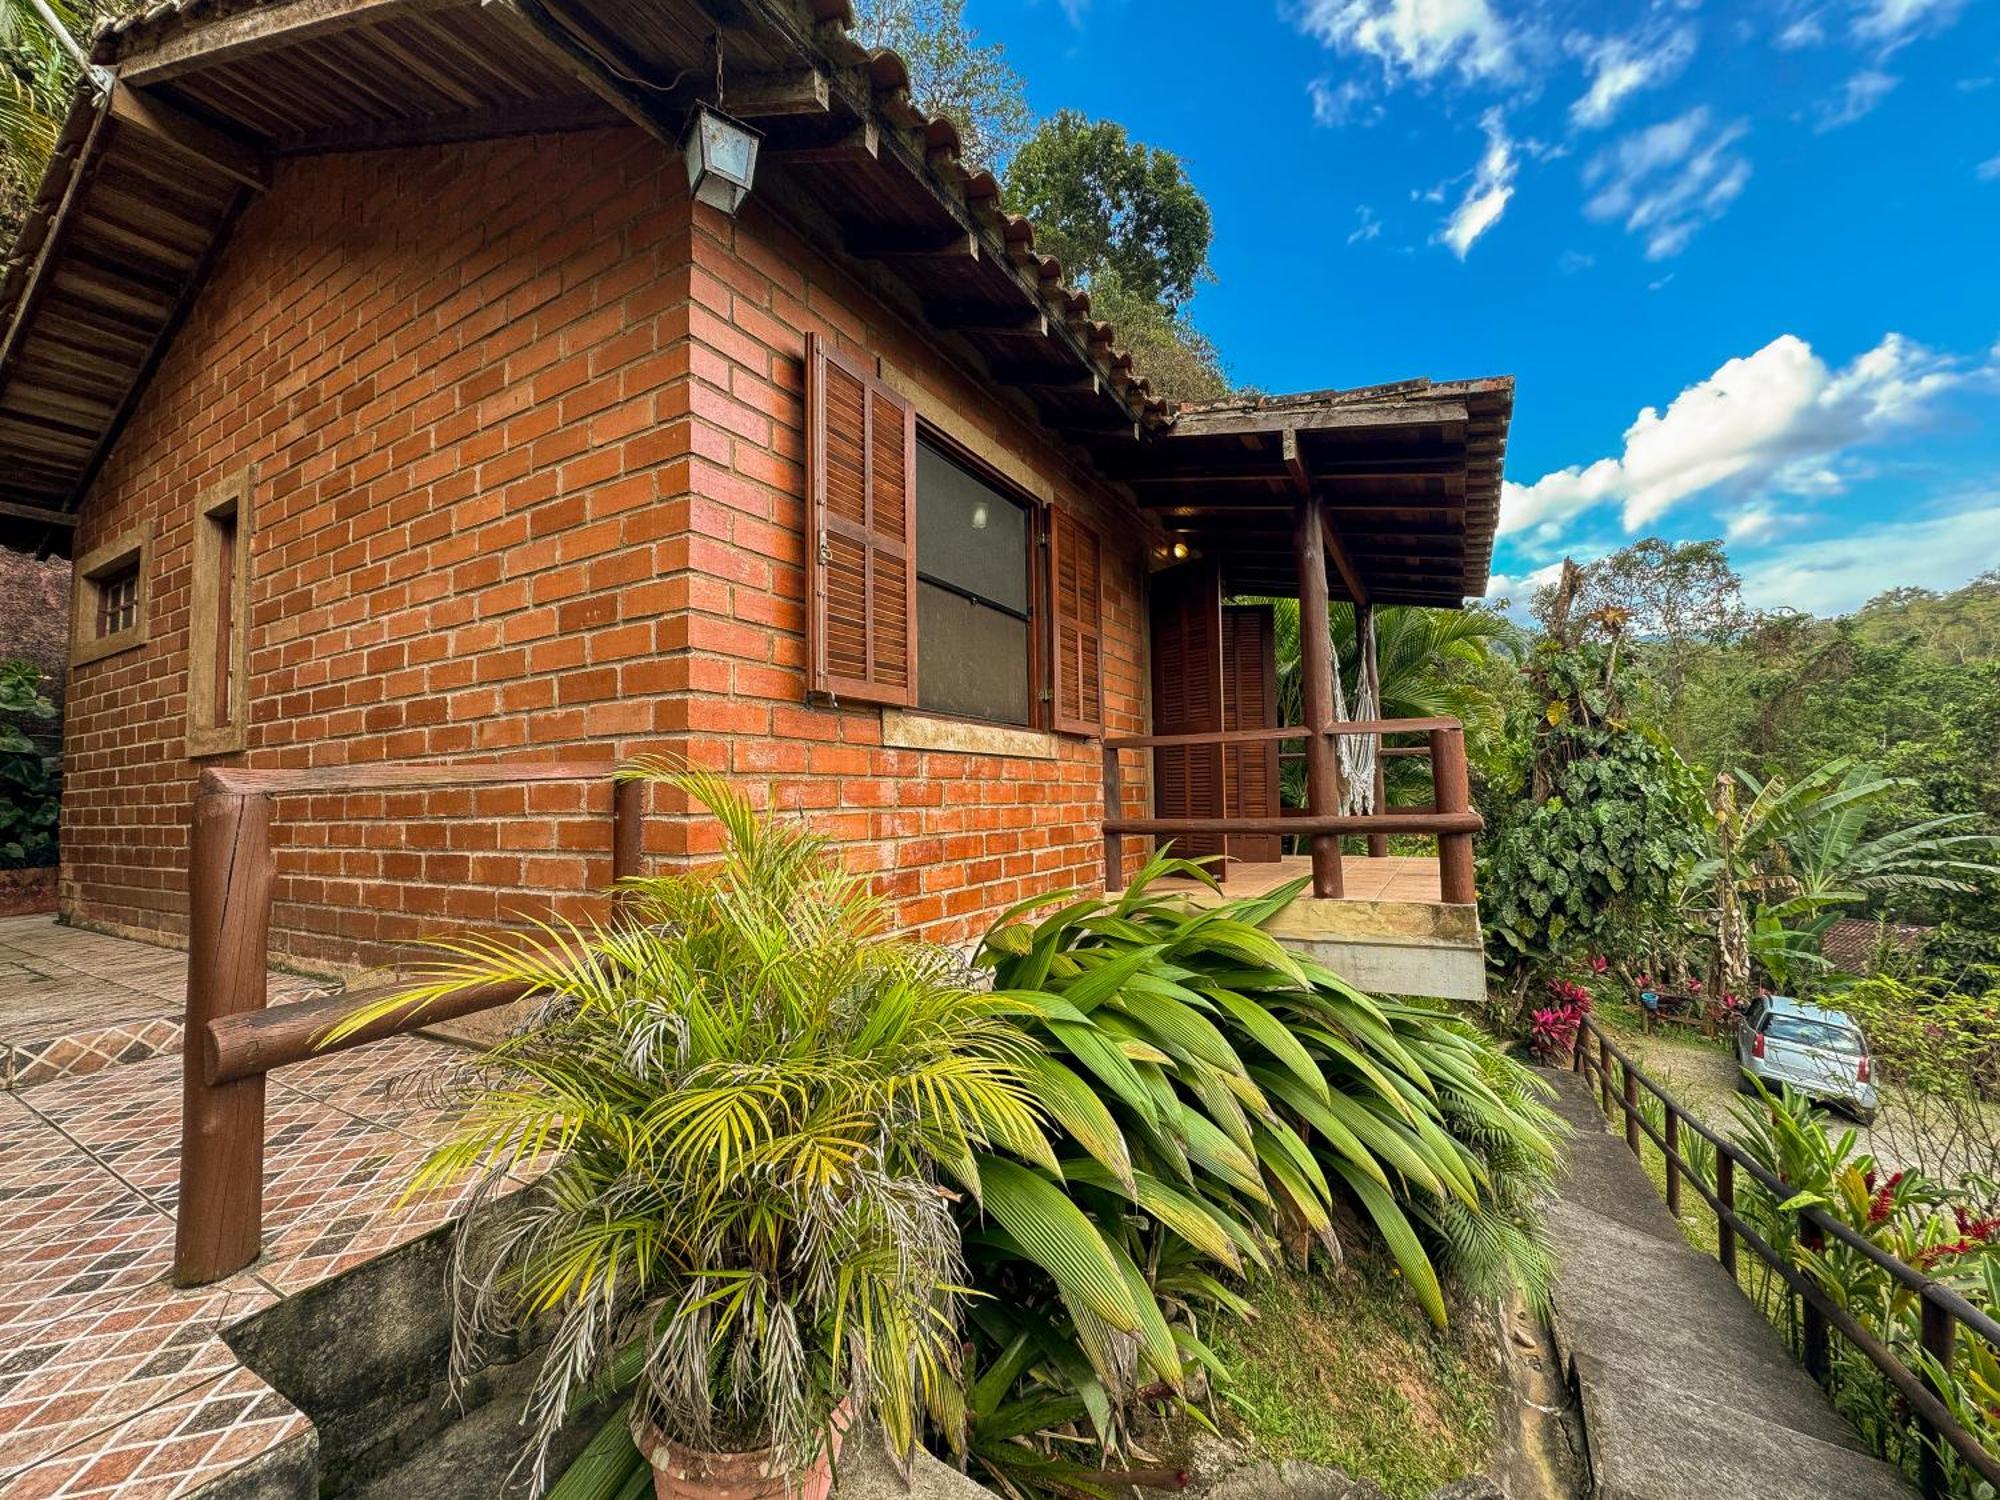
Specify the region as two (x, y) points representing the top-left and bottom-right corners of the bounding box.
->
(95, 565), (139, 639)
(71, 525), (152, 668)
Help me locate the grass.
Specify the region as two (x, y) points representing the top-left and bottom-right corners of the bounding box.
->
(1207, 1253), (1499, 1500)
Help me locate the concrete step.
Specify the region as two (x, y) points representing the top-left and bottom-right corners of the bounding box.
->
(1573, 1352), (1912, 1500)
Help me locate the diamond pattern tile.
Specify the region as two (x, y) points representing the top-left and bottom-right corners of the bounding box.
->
(0, 921), (521, 1497)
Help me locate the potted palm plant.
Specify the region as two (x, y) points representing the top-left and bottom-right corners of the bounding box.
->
(333, 765), (1048, 1498)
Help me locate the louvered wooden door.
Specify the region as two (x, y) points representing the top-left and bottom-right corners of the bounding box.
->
(1149, 561), (1227, 864)
(1222, 604), (1282, 864)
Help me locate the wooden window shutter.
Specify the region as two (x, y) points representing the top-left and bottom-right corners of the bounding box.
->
(1050, 507), (1104, 734)
(1148, 560), (1225, 862)
(806, 333), (918, 707)
(1221, 604), (1283, 864)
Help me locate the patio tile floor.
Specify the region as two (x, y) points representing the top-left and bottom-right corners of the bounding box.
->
(0, 918), (502, 1498)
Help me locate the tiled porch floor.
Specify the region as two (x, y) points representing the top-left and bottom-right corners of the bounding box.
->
(0, 918), (500, 1499)
(0, 917), (324, 1091)
(1155, 853), (1448, 904)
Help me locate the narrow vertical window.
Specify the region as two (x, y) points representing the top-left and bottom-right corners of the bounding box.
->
(186, 467), (254, 758)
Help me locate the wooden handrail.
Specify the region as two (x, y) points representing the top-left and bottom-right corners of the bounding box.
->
(1102, 717), (1458, 751)
(1574, 1013), (2000, 1498)
(1105, 812), (1481, 838)
(174, 760), (642, 1287)
(1099, 716), (1478, 904)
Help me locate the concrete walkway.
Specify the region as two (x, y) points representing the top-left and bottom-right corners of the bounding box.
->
(1540, 1068), (1913, 1500)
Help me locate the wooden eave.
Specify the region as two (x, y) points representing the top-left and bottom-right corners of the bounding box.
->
(1, 0), (1180, 553)
(1125, 378), (1513, 607)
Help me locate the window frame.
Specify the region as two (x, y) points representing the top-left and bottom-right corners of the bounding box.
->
(910, 422), (1051, 733)
(70, 523), (153, 667)
(185, 465), (255, 758)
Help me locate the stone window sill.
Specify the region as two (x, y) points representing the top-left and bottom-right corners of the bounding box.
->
(881, 709), (1060, 760)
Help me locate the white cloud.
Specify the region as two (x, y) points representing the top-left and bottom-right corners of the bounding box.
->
(1813, 69), (1899, 131)
(1296, 0), (1515, 86)
(1567, 23), (1698, 129)
(1724, 502), (1795, 544)
(1437, 108), (1517, 258)
(1500, 332), (1979, 540)
(1309, 75), (1380, 126)
(1347, 204), (1384, 243)
(1978, 153), (2000, 181)
(1582, 106), (1752, 258)
(1852, 0), (1966, 53)
(1739, 500), (2000, 615)
(1483, 560), (1568, 604)
(1776, 11), (1827, 48)
(1558, 248), (1595, 273)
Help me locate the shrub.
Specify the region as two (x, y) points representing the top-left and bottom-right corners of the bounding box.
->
(0, 659), (58, 869)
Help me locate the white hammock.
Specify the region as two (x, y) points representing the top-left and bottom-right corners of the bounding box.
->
(1329, 608), (1378, 817)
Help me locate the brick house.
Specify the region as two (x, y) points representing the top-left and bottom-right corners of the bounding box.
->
(0, 0), (1509, 993)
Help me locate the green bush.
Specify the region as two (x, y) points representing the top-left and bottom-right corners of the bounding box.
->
(0, 659), (58, 869)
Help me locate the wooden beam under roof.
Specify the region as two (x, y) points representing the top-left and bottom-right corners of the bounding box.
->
(115, 0), (475, 84)
(1169, 399), (1468, 440)
(273, 95), (627, 154)
(1282, 429), (1368, 607)
(108, 84), (268, 191)
(925, 300), (1049, 337)
(0, 500), (78, 527)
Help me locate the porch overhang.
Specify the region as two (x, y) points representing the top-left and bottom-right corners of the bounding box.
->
(1107, 377), (1513, 607)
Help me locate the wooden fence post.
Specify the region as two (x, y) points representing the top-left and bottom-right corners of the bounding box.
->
(1599, 1030), (1614, 1115)
(1429, 725), (1475, 904)
(174, 788), (274, 1286)
(1101, 744), (1125, 893)
(612, 776), (644, 890)
(1622, 1061), (1641, 1156)
(1664, 1106), (1682, 1219)
(1920, 1295), (1956, 1500)
(1801, 1215), (1830, 1384)
(1717, 1153), (1737, 1279)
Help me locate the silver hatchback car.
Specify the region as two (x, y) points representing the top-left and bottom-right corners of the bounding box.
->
(1736, 995), (1880, 1125)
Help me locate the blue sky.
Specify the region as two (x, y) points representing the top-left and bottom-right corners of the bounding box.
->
(978, 0), (2000, 616)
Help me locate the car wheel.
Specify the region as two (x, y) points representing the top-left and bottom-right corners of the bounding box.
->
(1851, 1108), (1877, 1127)
(1735, 1070), (1756, 1095)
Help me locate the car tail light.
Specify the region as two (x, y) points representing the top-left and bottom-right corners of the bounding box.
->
(1858, 1055), (1872, 1083)
(1751, 1031), (1766, 1059)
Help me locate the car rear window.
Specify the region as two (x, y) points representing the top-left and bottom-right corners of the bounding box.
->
(1763, 1014), (1863, 1053)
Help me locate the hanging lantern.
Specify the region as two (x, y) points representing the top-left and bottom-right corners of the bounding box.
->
(681, 101), (762, 216)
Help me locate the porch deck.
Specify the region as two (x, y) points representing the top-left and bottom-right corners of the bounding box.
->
(0, 915), (503, 1500)
(1154, 854), (1487, 1005)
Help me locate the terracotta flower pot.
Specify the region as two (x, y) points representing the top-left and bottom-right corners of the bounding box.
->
(629, 1399), (852, 1500)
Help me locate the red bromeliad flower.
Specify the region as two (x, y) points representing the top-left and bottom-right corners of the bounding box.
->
(1868, 1172), (1905, 1225)
(1588, 955), (1609, 975)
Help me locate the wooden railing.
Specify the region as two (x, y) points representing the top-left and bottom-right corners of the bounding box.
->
(1099, 717), (1479, 903)
(1575, 1013), (2000, 1498)
(175, 760), (643, 1287)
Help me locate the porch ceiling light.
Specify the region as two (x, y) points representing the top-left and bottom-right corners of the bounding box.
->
(682, 102), (761, 216)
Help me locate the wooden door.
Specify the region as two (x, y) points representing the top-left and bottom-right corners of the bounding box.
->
(1149, 561), (1226, 865)
(1222, 604), (1283, 864)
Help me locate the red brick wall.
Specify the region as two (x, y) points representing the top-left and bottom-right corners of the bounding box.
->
(60, 127), (1151, 966)
(663, 189), (1155, 943)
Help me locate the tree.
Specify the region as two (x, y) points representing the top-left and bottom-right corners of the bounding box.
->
(850, 0), (1030, 171)
(1002, 109), (1212, 310)
(3, 0), (88, 248)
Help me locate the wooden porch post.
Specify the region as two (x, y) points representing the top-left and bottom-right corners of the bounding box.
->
(175, 786), (274, 1286)
(1359, 601), (1388, 858)
(1294, 496), (1344, 898)
(1430, 723), (1477, 904)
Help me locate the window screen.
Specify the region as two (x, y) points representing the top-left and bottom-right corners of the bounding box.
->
(915, 442), (1032, 725)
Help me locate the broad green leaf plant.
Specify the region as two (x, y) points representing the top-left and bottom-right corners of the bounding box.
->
(963, 853), (1565, 1463)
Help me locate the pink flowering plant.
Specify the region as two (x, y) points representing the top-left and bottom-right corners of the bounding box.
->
(1526, 976), (1594, 1063)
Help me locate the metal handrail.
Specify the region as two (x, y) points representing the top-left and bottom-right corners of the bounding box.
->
(1574, 1012), (2000, 1495)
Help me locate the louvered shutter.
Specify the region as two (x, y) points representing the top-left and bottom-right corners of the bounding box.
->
(1222, 604), (1283, 864)
(1149, 561), (1226, 863)
(1051, 508), (1104, 734)
(806, 333), (917, 706)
